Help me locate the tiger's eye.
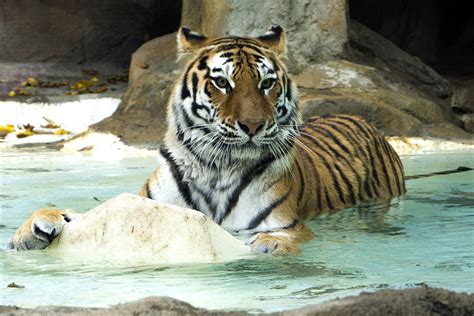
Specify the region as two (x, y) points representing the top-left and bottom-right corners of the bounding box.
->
(214, 77), (229, 89)
(261, 78), (274, 89)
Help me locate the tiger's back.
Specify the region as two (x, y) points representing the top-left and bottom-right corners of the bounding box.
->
(294, 114), (405, 219)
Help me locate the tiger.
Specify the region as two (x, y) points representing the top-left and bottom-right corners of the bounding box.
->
(7, 25), (405, 255)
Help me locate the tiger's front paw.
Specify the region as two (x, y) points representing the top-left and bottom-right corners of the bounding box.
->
(248, 232), (300, 255)
(7, 209), (75, 251)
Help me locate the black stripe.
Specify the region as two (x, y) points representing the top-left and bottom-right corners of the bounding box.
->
(319, 121), (376, 199)
(294, 158), (305, 204)
(246, 188), (291, 230)
(191, 72), (199, 98)
(296, 145), (323, 211)
(308, 126), (360, 204)
(286, 77), (292, 100)
(336, 116), (373, 139)
(160, 146), (199, 210)
(324, 188), (334, 210)
(181, 71), (191, 99)
(300, 132), (347, 205)
(189, 183), (216, 215)
(280, 219), (299, 230)
(197, 56), (208, 70)
(372, 137), (394, 196)
(220, 52), (234, 58)
(145, 180), (152, 199)
(379, 138), (403, 195)
(328, 119), (381, 195)
(191, 102), (211, 122)
(217, 155), (276, 224)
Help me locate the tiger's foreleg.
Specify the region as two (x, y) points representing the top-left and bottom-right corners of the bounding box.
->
(248, 221), (314, 255)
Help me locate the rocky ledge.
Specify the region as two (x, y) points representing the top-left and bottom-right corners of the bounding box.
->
(1, 287), (472, 315)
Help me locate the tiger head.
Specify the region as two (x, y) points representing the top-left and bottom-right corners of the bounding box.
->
(168, 26), (300, 164)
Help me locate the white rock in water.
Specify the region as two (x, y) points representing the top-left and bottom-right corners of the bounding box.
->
(47, 193), (251, 264)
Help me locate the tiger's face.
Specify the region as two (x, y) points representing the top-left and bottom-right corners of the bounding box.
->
(170, 26), (300, 164)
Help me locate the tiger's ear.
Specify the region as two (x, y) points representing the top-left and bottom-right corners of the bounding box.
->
(177, 26), (208, 56)
(256, 25), (286, 56)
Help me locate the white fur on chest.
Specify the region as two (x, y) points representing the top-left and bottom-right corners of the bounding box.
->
(152, 136), (289, 232)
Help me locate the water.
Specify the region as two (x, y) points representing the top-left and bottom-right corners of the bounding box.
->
(1, 149), (473, 312)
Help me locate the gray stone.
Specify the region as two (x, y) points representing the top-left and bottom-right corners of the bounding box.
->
(2, 287), (473, 315)
(47, 193), (250, 265)
(90, 71), (176, 148)
(129, 32), (178, 86)
(295, 60), (469, 139)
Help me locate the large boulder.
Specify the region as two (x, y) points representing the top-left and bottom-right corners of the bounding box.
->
(90, 71), (176, 148)
(295, 60), (470, 139)
(348, 20), (451, 98)
(450, 77), (474, 133)
(129, 32), (178, 86)
(48, 193), (250, 265)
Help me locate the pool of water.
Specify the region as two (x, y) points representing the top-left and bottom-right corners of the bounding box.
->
(1, 149), (473, 312)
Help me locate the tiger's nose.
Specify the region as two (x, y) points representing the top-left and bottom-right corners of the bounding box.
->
(237, 120), (265, 136)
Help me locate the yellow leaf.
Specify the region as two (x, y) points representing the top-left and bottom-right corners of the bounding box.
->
(0, 124), (15, 133)
(54, 128), (71, 135)
(8, 90), (16, 97)
(17, 130), (34, 138)
(90, 77), (99, 83)
(64, 90), (79, 96)
(27, 77), (38, 87)
(93, 86), (108, 93)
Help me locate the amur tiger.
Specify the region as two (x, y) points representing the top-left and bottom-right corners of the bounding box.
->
(8, 26), (406, 255)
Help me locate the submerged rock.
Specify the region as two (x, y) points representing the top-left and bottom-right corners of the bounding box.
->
(48, 193), (250, 264)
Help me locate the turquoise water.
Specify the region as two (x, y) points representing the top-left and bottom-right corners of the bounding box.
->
(1, 149), (473, 312)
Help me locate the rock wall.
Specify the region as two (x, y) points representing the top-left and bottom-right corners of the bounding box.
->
(85, 0), (472, 147)
(349, 0), (474, 74)
(0, 0), (181, 66)
(181, 0), (348, 71)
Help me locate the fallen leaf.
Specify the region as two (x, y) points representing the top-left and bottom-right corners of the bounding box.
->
(18, 87), (35, 96)
(16, 131), (34, 138)
(107, 77), (117, 84)
(0, 125), (15, 133)
(22, 124), (35, 133)
(7, 282), (25, 289)
(7, 91), (16, 97)
(54, 128), (71, 135)
(63, 90), (79, 96)
(81, 69), (98, 76)
(90, 77), (99, 83)
(93, 86), (108, 93)
(26, 77), (38, 87)
(41, 117), (60, 129)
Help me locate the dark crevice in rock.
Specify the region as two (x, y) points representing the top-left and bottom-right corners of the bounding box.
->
(348, 0), (474, 76)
